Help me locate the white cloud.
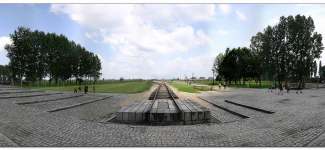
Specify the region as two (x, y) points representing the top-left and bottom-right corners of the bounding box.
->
(50, 4), (216, 31)
(103, 25), (211, 55)
(217, 29), (229, 36)
(51, 4), (217, 79)
(218, 4), (231, 14)
(0, 36), (11, 65)
(0, 36), (11, 53)
(236, 10), (247, 21)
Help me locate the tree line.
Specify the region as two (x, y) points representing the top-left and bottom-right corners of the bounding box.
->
(213, 15), (324, 89)
(1, 27), (101, 86)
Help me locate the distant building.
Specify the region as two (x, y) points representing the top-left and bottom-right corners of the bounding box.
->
(199, 77), (206, 80)
(208, 77), (213, 80)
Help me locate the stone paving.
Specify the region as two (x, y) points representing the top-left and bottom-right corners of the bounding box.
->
(2, 85), (325, 146)
(14, 93), (83, 104)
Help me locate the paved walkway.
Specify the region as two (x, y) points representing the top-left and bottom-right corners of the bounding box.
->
(1, 86), (325, 146)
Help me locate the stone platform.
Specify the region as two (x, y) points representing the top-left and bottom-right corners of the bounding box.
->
(116, 101), (153, 123)
(175, 99), (210, 124)
(150, 99), (179, 122)
(116, 99), (210, 124)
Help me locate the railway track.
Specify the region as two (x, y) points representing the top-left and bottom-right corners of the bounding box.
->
(116, 81), (211, 125)
(148, 82), (180, 123)
(148, 83), (178, 100)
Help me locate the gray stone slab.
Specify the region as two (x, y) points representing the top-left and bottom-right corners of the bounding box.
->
(167, 100), (177, 110)
(135, 101), (147, 122)
(185, 99), (204, 121)
(183, 100), (198, 121)
(122, 104), (136, 121)
(175, 99), (192, 121)
(116, 106), (129, 121)
(127, 103), (143, 122)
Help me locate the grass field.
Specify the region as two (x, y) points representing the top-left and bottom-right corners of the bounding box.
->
(192, 80), (216, 85)
(229, 81), (272, 88)
(169, 81), (199, 93)
(30, 80), (153, 93)
(192, 80), (272, 89)
(169, 80), (271, 93)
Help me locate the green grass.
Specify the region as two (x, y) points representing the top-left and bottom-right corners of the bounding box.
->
(192, 80), (216, 85)
(192, 80), (272, 89)
(229, 81), (272, 89)
(169, 81), (199, 93)
(30, 80), (153, 93)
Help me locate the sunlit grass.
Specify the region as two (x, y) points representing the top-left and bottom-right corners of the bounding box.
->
(192, 80), (272, 89)
(29, 80), (153, 93)
(169, 81), (199, 93)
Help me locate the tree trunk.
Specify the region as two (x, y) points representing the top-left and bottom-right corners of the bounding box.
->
(298, 74), (303, 89)
(298, 80), (301, 89)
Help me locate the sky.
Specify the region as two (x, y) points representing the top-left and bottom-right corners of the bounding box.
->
(0, 4), (325, 79)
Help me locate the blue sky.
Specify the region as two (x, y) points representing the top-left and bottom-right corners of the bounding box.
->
(0, 4), (325, 79)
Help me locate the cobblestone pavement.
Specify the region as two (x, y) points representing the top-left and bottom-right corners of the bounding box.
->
(2, 85), (325, 146)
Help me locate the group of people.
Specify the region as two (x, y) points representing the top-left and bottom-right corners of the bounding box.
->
(218, 83), (227, 90)
(185, 80), (193, 85)
(74, 85), (95, 94)
(267, 83), (303, 95)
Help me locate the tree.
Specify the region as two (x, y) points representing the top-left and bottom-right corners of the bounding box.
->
(212, 53), (224, 83)
(312, 61), (317, 77)
(250, 26), (276, 82)
(218, 48), (238, 84)
(5, 27), (102, 86)
(272, 17), (291, 90)
(286, 15), (323, 88)
(5, 27), (33, 87)
(0, 65), (11, 83)
(320, 60), (322, 82)
(320, 66), (325, 82)
(250, 32), (264, 84)
(249, 15), (323, 89)
(236, 47), (252, 84)
(215, 15), (323, 90)
(216, 47), (260, 85)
